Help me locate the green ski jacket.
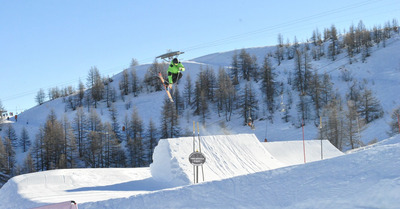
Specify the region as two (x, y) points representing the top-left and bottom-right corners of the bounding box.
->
(167, 60), (185, 83)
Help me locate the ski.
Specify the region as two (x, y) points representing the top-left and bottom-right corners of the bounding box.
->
(158, 72), (174, 103)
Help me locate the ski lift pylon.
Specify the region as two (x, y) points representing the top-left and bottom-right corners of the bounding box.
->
(156, 51), (184, 62)
(247, 107), (255, 130)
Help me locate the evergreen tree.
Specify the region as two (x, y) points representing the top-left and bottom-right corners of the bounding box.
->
(84, 130), (103, 168)
(86, 66), (104, 108)
(83, 109), (104, 168)
(321, 72), (334, 105)
(104, 77), (112, 108)
(230, 50), (239, 85)
(344, 100), (366, 149)
(193, 69), (210, 119)
(88, 108), (102, 132)
(357, 87), (384, 123)
(0, 137), (11, 186)
(77, 79), (85, 107)
(216, 67), (235, 121)
(22, 153), (35, 174)
(126, 107), (145, 167)
(183, 74), (194, 108)
(31, 128), (45, 171)
(160, 97), (180, 138)
(109, 104), (122, 142)
(4, 137), (16, 176)
(328, 24), (339, 61)
(238, 49), (256, 81)
(42, 110), (65, 170)
(321, 96), (345, 150)
(20, 127), (31, 152)
(73, 107), (87, 157)
(293, 49), (305, 93)
(260, 56), (276, 115)
(107, 125), (126, 168)
(61, 115), (77, 168)
(388, 107), (400, 136)
(239, 82), (259, 125)
(146, 118), (158, 164)
(275, 33), (284, 65)
(35, 88), (46, 105)
(193, 76), (209, 124)
(131, 68), (140, 97)
(4, 124), (18, 147)
(172, 87), (184, 116)
(119, 69), (130, 96)
(344, 24), (356, 63)
(144, 59), (165, 92)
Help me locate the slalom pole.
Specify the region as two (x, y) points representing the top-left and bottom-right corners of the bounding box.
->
(302, 119), (306, 164)
(193, 121), (196, 152)
(193, 121), (196, 183)
(197, 122), (202, 152)
(319, 116), (323, 160)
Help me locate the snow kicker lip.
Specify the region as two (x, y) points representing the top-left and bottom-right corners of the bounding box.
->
(150, 134), (284, 185)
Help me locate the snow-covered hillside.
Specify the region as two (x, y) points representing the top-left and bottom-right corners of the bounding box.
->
(1, 28), (400, 209)
(1, 134), (399, 209)
(4, 34), (399, 155)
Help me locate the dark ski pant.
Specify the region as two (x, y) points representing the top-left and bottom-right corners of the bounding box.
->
(168, 72), (183, 84)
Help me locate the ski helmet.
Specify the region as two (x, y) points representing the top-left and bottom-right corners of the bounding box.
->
(172, 58), (179, 64)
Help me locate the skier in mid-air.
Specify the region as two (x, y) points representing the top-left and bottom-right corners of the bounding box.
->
(165, 58), (185, 88)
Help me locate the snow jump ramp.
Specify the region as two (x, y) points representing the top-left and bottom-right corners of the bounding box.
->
(150, 134), (285, 185)
(262, 140), (344, 166)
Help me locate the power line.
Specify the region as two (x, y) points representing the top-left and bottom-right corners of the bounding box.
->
(182, 0), (387, 53)
(2, 0), (398, 107)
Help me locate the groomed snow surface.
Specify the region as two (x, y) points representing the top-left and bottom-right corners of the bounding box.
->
(1, 134), (400, 209)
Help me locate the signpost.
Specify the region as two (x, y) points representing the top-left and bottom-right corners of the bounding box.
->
(189, 151), (206, 184)
(189, 152), (206, 166)
(190, 121), (206, 184)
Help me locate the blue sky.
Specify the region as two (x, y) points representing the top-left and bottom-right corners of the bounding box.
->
(0, 0), (399, 113)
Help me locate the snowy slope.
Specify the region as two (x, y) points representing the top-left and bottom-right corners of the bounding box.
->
(4, 34), (400, 160)
(79, 135), (400, 209)
(150, 134), (284, 185)
(0, 168), (175, 208)
(262, 140), (343, 165)
(1, 30), (400, 209)
(0, 134), (347, 209)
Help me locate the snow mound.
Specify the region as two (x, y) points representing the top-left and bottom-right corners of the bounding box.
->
(0, 168), (168, 208)
(82, 135), (400, 209)
(262, 140), (343, 166)
(150, 134), (285, 185)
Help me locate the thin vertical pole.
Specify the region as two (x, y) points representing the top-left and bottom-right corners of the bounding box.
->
(196, 166), (199, 183)
(193, 121), (195, 152)
(197, 122), (202, 152)
(302, 119), (306, 164)
(197, 122), (205, 181)
(319, 116), (323, 160)
(193, 121), (196, 183)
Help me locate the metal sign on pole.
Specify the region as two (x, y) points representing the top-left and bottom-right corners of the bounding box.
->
(189, 121), (206, 184)
(189, 152), (206, 166)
